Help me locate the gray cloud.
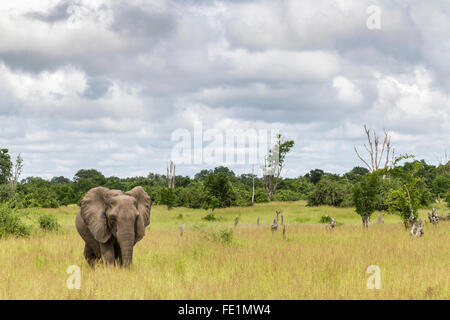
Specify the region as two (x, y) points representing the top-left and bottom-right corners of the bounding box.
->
(0, 0), (449, 179)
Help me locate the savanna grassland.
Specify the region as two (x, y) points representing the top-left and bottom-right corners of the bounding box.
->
(0, 201), (448, 300)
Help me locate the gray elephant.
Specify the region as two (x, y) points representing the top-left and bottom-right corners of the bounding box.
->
(75, 186), (151, 267)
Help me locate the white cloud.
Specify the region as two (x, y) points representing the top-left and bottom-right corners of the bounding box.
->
(332, 76), (363, 105)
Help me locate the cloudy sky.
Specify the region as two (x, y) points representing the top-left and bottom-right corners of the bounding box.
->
(0, 0), (449, 179)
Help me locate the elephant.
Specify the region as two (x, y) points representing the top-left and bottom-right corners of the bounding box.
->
(75, 186), (151, 267)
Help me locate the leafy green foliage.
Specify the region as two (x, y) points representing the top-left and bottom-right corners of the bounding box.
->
(207, 228), (234, 245)
(307, 176), (352, 207)
(352, 173), (380, 218)
(38, 215), (60, 231)
(384, 158), (427, 227)
(0, 203), (30, 238)
(0, 149), (12, 185)
(203, 172), (237, 208)
(319, 215), (332, 223)
(160, 187), (176, 209)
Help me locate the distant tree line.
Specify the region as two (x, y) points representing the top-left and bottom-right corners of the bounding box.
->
(0, 148), (448, 211)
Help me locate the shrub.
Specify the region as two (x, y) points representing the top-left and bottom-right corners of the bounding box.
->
(307, 177), (351, 207)
(208, 228), (234, 245)
(202, 210), (220, 221)
(319, 215), (332, 223)
(0, 204), (30, 238)
(38, 214), (60, 231)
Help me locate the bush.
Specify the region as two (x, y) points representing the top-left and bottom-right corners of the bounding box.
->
(307, 177), (351, 207)
(38, 214), (60, 231)
(208, 228), (234, 245)
(319, 215), (332, 223)
(0, 204), (30, 238)
(272, 189), (302, 202)
(202, 210), (220, 221)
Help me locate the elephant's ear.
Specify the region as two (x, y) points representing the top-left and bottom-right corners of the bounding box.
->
(126, 186), (151, 227)
(80, 187), (114, 243)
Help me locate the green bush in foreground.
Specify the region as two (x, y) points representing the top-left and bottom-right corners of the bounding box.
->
(0, 204), (30, 238)
(38, 214), (60, 231)
(319, 215), (332, 223)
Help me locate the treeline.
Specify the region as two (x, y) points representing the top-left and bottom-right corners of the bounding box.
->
(0, 149), (449, 210)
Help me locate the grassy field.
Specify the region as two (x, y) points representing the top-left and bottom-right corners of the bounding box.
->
(0, 201), (449, 299)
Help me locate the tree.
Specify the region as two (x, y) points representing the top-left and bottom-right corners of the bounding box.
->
(385, 157), (425, 228)
(307, 176), (352, 207)
(305, 169), (325, 184)
(8, 154), (23, 195)
(73, 169), (106, 196)
(167, 161), (175, 189)
(203, 172), (237, 208)
(0, 149), (12, 185)
(354, 125), (393, 173)
(262, 134), (294, 201)
(352, 173), (380, 228)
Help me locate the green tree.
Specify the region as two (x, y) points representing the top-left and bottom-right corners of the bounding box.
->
(305, 169), (325, 184)
(352, 173), (380, 228)
(385, 157), (426, 228)
(0, 149), (12, 185)
(203, 172), (237, 208)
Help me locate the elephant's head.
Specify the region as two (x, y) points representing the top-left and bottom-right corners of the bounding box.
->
(80, 186), (151, 266)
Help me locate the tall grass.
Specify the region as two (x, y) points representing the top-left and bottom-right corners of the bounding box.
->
(0, 201), (448, 299)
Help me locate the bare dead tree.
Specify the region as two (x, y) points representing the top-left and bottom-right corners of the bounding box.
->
(354, 125), (394, 173)
(328, 217), (336, 230)
(8, 153), (23, 195)
(262, 134), (294, 201)
(167, 160), (175, 189)
(271, 218), (278, 233)
(180, 223), (184, 237)
(428, 208), (439, 226)
(404, 184), (415, 227)
(410, 219), (424, 238)
(251, 164), (255, 204)
(377, 213), (384, 224)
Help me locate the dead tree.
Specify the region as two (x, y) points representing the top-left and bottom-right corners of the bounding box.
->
(404, 184), (417, 229)
(328, 217), (336, 230)
(354, 125), (394, 173)
(8, 153), (23, 195)
(251, 164), (255, 204)
(180, 223), (184, 237)
(262, 134), (294, 201)
(410, 219), (424, 238)
(428, 208), (439, 226)
(377, 213), (384, 224)
(167, 160), (175, 189)
(271, 219), (278, 233)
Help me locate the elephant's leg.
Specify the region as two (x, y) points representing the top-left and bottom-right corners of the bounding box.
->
(84, 244), (99, 267)
(114, 242), (123, 266)
(100, 239), (115, 266)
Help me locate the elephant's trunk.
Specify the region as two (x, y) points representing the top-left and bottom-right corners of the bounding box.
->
(118, 233), (134, 267)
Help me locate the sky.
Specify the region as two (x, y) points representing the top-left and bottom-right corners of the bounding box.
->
(0, 0), (449, 180)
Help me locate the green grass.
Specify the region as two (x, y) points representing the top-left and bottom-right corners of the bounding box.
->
(0, 201), (448, 299)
